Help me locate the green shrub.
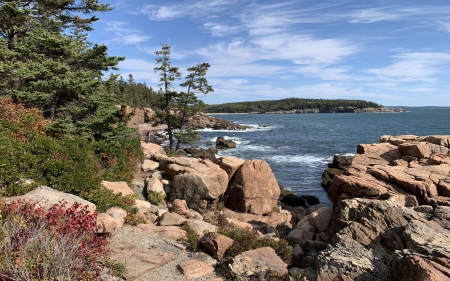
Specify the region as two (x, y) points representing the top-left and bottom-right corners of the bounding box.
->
(180, 224), (202, 251)
(94, 136), (143, 183)
(147, 192), (166, 206)
(31, 135), (102, 196)
(214, 214), (293, 280)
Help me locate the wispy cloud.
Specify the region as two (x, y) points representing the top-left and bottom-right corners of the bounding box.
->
(140, 0), (238, 20)
(349, 6), (450, 24)
(203, 23), (240, 37)
(365, 52), (450, 83)
(105, 21), (150, 44)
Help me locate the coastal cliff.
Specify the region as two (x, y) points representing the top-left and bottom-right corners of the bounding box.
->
(317, 135), (450, 281)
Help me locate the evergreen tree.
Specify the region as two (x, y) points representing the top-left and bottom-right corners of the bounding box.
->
(0, 0), (123, 125)
(154, 44), (181, 151)
(174, 63), (213, 150)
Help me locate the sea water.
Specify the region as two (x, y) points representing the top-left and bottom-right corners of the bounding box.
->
(198, 107), (450, 206)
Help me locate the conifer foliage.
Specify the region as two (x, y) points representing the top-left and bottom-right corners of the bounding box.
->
(153, 44), (213, 151)
(0, 0), (124, 125)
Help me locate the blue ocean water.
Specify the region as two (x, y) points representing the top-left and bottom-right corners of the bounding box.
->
(199, 107), (450, 206)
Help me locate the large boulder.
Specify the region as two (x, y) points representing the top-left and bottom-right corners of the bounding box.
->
(157, 156), (228, 213)
(146, 177), (165, 194)
(142, 159), (159, 172)
(225, 160), (280, 215)
(4, 186), (96, 214)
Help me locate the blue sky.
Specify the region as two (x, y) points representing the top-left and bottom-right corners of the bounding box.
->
(89, 0), (450, 106)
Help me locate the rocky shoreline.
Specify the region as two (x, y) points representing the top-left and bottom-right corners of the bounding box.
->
(2, 127), (450, 280)
(262, 106), (405, 114)
(318, 134), (450, 280)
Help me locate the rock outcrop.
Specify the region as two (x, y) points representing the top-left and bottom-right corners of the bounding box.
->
(216, 136), (237, 149)
(185, 114), (251, 130)
(318, 135), (450, 281)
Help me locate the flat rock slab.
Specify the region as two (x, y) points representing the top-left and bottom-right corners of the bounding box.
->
(230, 247), (288, 277)
(159, 212), (186, 226)
(102, 181), (135, 196)
(122, 224), (187, 240)
(179, 259), (215, 278)
(4, 186), (96, 214)
(109, 241), (176, 281)
(142, 159), (159, 172)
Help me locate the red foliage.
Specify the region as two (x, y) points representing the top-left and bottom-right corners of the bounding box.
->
(0, 199), (111, 280)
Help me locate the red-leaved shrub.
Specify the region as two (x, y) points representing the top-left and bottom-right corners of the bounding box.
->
(0, 199), (111, 280)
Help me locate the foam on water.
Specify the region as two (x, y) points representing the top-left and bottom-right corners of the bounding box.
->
(266, 154), (328, 166)
(196, 124), (281, 133)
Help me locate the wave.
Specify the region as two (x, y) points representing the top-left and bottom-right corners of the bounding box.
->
(196, 124), (281, 133)
(266, 154), (329, 166)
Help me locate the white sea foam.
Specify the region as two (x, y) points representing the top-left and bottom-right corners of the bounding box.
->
(267, 154), (328, 165)
(196, 124), (280, 133)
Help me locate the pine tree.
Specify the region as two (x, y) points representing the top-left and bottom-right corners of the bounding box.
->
(154, 44), (181, 151)
(174, 63), (213, 150)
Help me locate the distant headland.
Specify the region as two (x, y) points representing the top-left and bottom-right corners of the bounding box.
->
(204, 98), (405, 114)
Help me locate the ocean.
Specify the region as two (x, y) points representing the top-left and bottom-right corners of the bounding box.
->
(198, 107), (450, 206)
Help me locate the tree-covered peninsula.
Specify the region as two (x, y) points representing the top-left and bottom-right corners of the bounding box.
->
(203, 98), (386, 113)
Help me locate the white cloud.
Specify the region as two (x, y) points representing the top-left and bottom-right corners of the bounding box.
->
(140, 0), (237, 20)
(203, 23), (240, 37)
(438, 21), (450, 33)
(122, 34), (151, 44)
(104, 21), (150, 45)
(349, 6), (450, 24)
(365, 52), (450, 83)
(349, 8), (401, 23)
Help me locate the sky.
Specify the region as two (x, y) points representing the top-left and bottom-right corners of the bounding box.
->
(88, 0), (450, 106)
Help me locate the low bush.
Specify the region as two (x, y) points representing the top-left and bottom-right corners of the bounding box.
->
(0, 98), (140, 218)
(147, 192), (166, 206)
(0, 199), (110, 280)
(180, 224), (201, 251)
(213, 214), (293, 280)
(95, 136), (143, 183)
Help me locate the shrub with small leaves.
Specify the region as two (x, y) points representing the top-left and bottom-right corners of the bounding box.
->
(147, 192), (166, 206)
(213, 214), (293, 280)
(0, 199), (111, 280)
(180, 224), (201, 251)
